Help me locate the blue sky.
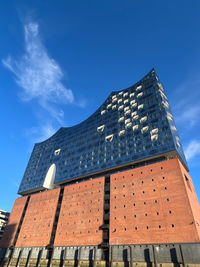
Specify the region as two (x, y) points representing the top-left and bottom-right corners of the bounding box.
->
(0, 0), (200, 211)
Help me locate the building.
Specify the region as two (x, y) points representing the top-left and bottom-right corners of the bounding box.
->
(0, 69), (200, 266)
(0, 210), (10, 241)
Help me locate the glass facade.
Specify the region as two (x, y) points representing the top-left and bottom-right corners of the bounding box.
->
(18, 69), (187, 194)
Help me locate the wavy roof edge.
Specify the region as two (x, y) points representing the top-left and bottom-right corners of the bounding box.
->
(35, 68), (156, 145)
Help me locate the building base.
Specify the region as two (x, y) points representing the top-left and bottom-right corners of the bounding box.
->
(1, 243), (200, 266)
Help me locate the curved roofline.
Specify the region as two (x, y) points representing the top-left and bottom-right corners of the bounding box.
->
(35, 68), (156, 145)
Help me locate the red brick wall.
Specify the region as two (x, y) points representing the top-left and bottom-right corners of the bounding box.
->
(15, 188), (60, 247)
(178, 160), (200, 239)
(0, 196), (27, 248)
(54, 177), (104, 246)
(110, 158), (200, 244)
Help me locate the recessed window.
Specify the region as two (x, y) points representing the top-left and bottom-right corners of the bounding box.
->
(155, 200), (158, 203)
(184, 175), (189, 181)
(131, 110), (137, 116)
(172, 224), (174, 228)
(134, 214), (136, 218)
(133, 115), (139, 120)
(112, 94), (117, 99)
(138, 104), (144, 110)
(164, 187), (167, 190)
(166, 198), (169, 202)
(140, 116), (147, 123)
(54, 149), (61, 156)
(156, 212), (159, 215)
(167, 113), (173, 121)
(142, 191), (145, 194)
(136, 85), (142, 91)
(152, 179), (154, 181)
(125, 110), (131, 116)
(124, 228), (127, 231)
(119, 130), (125, 136)
(144, 202), (146, 205)
(105, 134), (114, 142)
(133, 125), (139, 131)
(151, 128), (158, 135)
(125, 122), (132, 128)
(153, 189), (156, 192)
(125, 118), (130, 124)
(118, 116), (124, 122)
(151, 134), (158, 141)
(132, 103), (137, 108)
(169, 210), (172, 214)
(97, 125), (105, 132)
(142, 126), (149, 133)
(135, 226), (138, 230)
(137, 92), (143, 98)
(145, 213), (147, 216)
(158, 225), (161, 229)
(146, 226), (149, 230)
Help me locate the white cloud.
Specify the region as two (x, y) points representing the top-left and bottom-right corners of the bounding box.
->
(184, 140), (200, 161)
(172, 75), (200, 128)
(175, 105), (200, 127)
(2, 22), (74, 123)
(24, 123), (56, 143)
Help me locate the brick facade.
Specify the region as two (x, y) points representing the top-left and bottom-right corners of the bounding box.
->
(0, 196), (27, 248)
(15, 188), (60, 247)
(110, 158), (200, 244)
(54, 177), (104, 246)
(1, 159), (200, 248)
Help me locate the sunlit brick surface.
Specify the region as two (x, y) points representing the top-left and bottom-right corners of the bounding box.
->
(15, 189), (59, 247)
(110, 158), (200, 244)
(178, 160), (200, 239)
(0, 196), (27, 248)
(54, 177), (104, 246)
